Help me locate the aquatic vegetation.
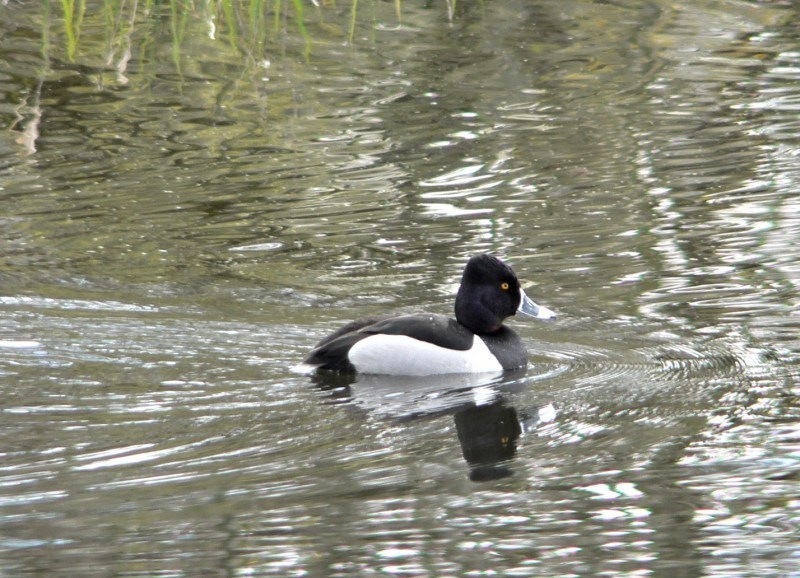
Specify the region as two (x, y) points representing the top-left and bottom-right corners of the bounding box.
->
(59, 0), (86, 61)
(48, 0), (314, 66)
(40, 0), (440, 69)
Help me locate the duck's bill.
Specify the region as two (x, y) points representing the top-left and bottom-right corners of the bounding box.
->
(517, 288), (556, 320)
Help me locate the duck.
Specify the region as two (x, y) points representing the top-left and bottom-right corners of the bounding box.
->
(303, 254), (555, 376)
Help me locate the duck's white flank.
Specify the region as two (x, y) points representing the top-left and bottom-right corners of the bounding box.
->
(347, 334), (504, 376)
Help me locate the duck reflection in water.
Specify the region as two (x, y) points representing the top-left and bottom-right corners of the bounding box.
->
(455, 401), (521, 481)
(310, 371), (555, 482)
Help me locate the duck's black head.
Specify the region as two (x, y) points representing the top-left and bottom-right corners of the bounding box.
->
(455, 254), (524, 334)
(454, 254), (554, 335)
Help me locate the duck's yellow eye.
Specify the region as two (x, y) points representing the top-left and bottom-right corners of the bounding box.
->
(500, 282), (509, 290)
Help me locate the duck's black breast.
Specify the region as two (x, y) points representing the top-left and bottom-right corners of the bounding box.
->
(305, 313), (475, 372)
(479, 326), (528, 371)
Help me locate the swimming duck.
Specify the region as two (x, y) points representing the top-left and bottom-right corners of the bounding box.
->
(303, 254), (555, 375)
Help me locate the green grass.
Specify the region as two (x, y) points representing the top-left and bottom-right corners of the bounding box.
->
(42, 0), (461, 77)
(50, 0), (411, 66)
(59, 0), (86, 61)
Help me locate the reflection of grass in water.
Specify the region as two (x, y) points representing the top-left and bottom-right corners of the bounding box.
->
(59, 0), (86, 61)
(45, 0), (458, 81)
(48, 0), (462, 69)
(290, 0), (312, 61)
(170, 0), (190, 71)
(53, 0), (335, 67)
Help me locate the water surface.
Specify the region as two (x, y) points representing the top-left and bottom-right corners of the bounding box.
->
(1, 1), (799, 576)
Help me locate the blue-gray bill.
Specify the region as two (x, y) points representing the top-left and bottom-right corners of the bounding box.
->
(517, 289), (556, 320)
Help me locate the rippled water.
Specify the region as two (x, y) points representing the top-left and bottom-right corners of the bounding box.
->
(2, 0), (799, 576)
